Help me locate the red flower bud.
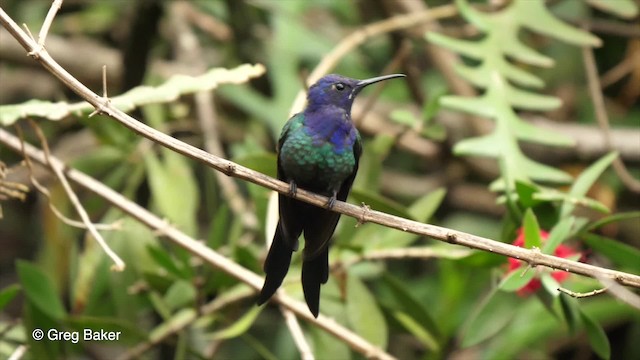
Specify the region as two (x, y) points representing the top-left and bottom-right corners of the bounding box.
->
(507, 228), (580, 297)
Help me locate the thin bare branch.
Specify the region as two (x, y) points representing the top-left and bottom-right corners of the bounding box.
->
(582, 39), (640, 193)
(336, 247), (473, 269)
(289, 4), (458, 115)
(168, 3), (259, 231)
(101, 64), (107, 97)
(15, 125), (119, 230)
(7, 345), (27, 360)
(557, 287), (608, 298)
(26, 120), (125, 271)
(281, 305), (315, 360)
(118, 288), (255, 360)
(595, 274), (640, 311)
(37, 0), (63, 48)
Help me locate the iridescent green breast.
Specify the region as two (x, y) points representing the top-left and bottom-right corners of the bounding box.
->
(278, 113), (357, 193)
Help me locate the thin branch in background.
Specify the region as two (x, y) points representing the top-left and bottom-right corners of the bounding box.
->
(36, 0), (62, 48)
(89, 64), (110, 118)
(582, 38), (640, 193)
(15, 125), (119, 231)
(354, 39), (413, 127)
(101, 64), (107, 97)
(195, 91), (259, 230)
(599, 42), (639, 88)
(289, 4), (458, 115)
(181, 1), (231, 41)
(7, 344), (27, 360)
(281, 305), (315, 360)
(118, 287), (256, 360)
(0, 160), (29, 218)
(595, 273), (640, 311)
(557, 287), (608, 298)
(171, 2), (258, 231)
(26, 119), (125, 271)
(335, 247), (473, 269)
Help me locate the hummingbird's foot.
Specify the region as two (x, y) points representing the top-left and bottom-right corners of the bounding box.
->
(288, 181), (297, 197)
(326, 191), (337, 209)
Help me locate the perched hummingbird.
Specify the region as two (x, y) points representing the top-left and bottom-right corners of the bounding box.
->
(256, 73), (405, 317)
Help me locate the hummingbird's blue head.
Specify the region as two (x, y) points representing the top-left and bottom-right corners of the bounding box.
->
(305, 73), (405, 113)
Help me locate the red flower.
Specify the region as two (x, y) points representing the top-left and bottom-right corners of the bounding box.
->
(507, 228), (579, 297)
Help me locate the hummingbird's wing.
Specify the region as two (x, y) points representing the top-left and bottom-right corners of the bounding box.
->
(302, 131), (361, 260)
(300, 133), (361, 317)
(257, 114), (305, 306)
(276, 113), (305, 249)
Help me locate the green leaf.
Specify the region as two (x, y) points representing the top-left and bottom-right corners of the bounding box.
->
(148, 308), (196, 343)
(511, 116), (574, 147)
(461, 288), (518, 347)
(426, 32), (484, 60)
(588, 0), (638, 19)
(164, 280), (196, 311)
(0, 284), (20, 311)
(392, 311), (439, 351)
(144, 150), (198, 236)
(441, 95), (495, 118)
(453, 133), (501, 157)
(581, 233), (640, 273)
(540, 273), (560, 297)
(234, 152), (278, 178)
(309, 326), (352, 360)
(211, 306), (262, 340)
(350, 189), (411, 219)
(543, 217), (574, 254)
(371, 189), (448, 250)
(497, 77), (562, 113)
(346, 274), (388, 348)
(407, 187), (446, 221)
(559, 293), (580, 333)
(522, 208), (542, 248)
(516, 0), (601, 47)
(422, 87), (447, 124)
(535, 192), (610, 214)
(147, 245), (189, 279)
(500, 265), (536, 292)
(16, 260), (66, 321)
(561, 152), (617, 217)
(586, 211), (640, 232)
(381, 274), (440, 348)
(515, 180), (539, 208)
(389, 109), (419, 127)
(580, 310), (611, 359)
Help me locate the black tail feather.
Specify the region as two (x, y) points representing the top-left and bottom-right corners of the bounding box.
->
(301, 248), (329, 318)
(257, 225), (293, 305)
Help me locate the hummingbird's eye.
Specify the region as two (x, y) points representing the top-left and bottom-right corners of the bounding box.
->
(335, 83), (345, 91)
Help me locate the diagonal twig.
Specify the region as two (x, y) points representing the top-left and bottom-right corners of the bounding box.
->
(25, 119), (125, 271)
(582, 35), (640, 193)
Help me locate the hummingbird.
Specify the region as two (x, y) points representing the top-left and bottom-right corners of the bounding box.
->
(257, 73), (406, 317)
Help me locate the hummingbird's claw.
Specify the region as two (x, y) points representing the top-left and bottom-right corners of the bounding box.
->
(326, 191), (337, 209)
(288, 181), (297, 197)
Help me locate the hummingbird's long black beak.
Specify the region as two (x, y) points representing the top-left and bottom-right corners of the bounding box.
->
(351, 74), (406, 98)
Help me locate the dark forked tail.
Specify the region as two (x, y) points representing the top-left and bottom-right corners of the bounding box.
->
(301, 247), (329, 318)
(257, 225), (293, 305)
